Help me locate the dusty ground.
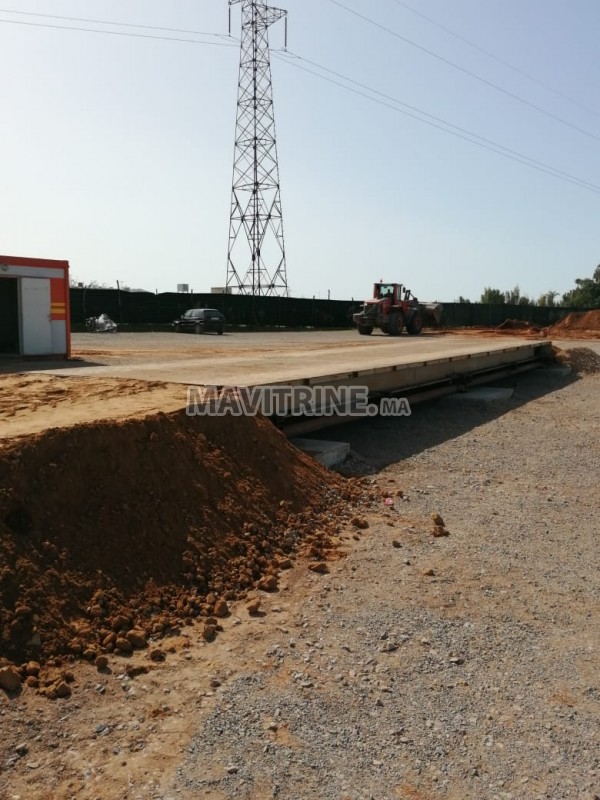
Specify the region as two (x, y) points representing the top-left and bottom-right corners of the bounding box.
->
(1, 346), (599, 799)
(0, 331), (548, 440)
(6, 330), (454, 372)
(0, 375), (187, 440)
(2, 330), (542, 387)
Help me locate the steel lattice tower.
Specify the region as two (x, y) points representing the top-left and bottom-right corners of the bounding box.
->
(226, 0), (288, 297)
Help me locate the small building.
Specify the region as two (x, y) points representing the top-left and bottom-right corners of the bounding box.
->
(0, 255), (71, 358)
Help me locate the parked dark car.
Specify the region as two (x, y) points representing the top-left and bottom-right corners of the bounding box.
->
(173, 308), (225, 335)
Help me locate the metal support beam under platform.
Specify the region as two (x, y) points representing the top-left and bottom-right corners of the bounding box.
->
(271, 341), (553, 435)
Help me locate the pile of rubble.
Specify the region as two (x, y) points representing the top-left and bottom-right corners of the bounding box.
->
(554, 346), (600, 375)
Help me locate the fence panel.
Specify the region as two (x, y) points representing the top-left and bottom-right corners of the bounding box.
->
(69, 289), (590, 329)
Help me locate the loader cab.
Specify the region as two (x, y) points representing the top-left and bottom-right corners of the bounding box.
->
(374, 282), (399, 303)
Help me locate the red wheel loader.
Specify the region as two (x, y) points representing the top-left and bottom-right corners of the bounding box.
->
(352, 282), (443, 336)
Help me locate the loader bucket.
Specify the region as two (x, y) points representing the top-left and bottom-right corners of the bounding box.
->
(419, 303), (443, 326)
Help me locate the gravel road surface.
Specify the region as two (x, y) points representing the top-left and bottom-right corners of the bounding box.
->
(163, 365), (600, 800)
(1, 357), (598, 800)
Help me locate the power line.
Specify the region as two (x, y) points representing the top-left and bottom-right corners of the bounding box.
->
(275, 51), (600, 195)
(0, 8), (225, 38)
(326, 0), (600, 145)
(390, 0), (600, 119)
(0, 8), (232, 40)
(5, 5), (599, 128)
(2, 6), (598, 194)
(0, 17), (237, 47)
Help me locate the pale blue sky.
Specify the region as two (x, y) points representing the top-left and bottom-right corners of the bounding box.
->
(1, 0), (599, 301)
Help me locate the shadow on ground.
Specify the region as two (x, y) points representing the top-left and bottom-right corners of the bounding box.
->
(0, 357), (105, 374)
(315, 366), (576, 474)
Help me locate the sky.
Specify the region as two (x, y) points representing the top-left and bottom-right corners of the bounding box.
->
(1, 0), (599, 302)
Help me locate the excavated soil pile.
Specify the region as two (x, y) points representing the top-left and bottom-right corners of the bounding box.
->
(496, 319), (540, 332)
(554, 346), (600, 375)
(0, 410), (358, 669)
(546, 309), (600, 337)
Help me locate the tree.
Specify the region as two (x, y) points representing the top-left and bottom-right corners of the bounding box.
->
(503, 285), (532, 305)
(69, 275), (110, 289)
(561, 265), (600, 307)
(480, 287), (505, 304)
(456, 296), (471, 303)
(504, 285), (521, 304)
(538, 290), (559, 307)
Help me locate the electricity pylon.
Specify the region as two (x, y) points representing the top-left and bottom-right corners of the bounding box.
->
(226, 0), (289, 297)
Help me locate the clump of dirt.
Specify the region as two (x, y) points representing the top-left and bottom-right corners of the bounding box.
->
(0, 411), (360, 667)
(497, 319), (540, 332)
(553, 346), (600, 375)
(544, 309), (600, 338)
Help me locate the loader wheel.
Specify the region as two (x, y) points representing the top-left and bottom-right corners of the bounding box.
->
(387, 312), (403, 336)
(407, 312), (423, 335)
(358, 324), (373, 336)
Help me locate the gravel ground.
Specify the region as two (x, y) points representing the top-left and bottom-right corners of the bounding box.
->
(168, 365), (600, 800)
(2, 361), (599, 800)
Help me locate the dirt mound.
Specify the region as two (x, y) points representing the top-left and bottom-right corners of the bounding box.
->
(554, 346), (600, 375)
(0, 411), (358, 667)
(497, 319), (540, 332)
(548, 309), (600, 333)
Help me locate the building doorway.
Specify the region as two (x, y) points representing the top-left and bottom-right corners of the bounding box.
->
(0, 278), (20, 354)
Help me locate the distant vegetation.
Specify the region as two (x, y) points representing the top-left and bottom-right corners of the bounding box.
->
(458, 264), (600, 308)
(561, 265), (600, 308)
